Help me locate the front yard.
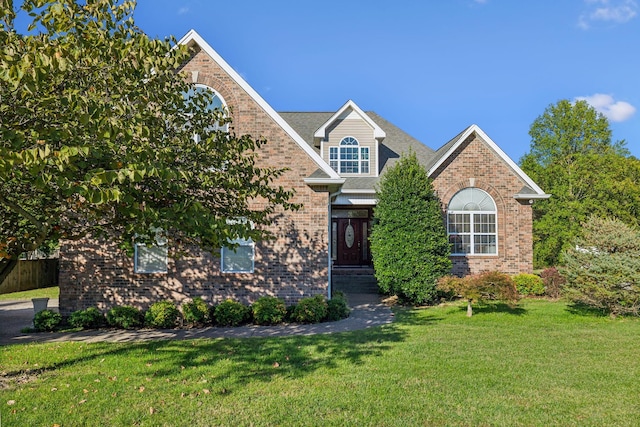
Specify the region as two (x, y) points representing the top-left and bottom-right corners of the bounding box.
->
(1, 299), (638, 426)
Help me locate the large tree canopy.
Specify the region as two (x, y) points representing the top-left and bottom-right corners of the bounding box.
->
(520, 99), (640, 267)
(0, 0), (296, 259)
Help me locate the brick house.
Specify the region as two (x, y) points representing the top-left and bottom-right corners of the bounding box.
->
(58, 30), (548, 314)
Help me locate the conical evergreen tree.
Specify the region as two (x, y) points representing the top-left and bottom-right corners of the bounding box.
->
(370, 152), (451, 304)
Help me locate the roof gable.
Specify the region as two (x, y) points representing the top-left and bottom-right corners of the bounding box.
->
(428, 125), (549, 198)
(176, 30), (341, 181)
(313, 100), (386, 143)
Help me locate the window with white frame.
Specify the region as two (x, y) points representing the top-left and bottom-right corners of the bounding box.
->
(221, 237), (255, 273)
(329, 136), (370, 174)
(134, 244), (168, 273)
(447, 188), (497, 255)
(183, 84), (228, 139)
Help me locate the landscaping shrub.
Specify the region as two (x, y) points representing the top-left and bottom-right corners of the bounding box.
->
(541, 267), (566, 299)
(370, 152), (452, 305)
(68, 307), (106, 329)
(213, 300), (250, 326)
(292, 295), (328, 324)
(106, 305), (144, 329)
(437, 271), (518, 317)
(513, 273), (545, 296)
(145, 300), (180, 329)
(251, 296), (287, 325)
(326, 291), (350, 321)
(286, 304), (297, 322)
(33, 309), (62, 331)
(561, 216), (640, 316)
(182, 297), (210, 326)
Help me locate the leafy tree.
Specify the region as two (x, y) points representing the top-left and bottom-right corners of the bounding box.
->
(0, 0), (296, 259)
(370, 152), (451, 305)
(437, 272), (519, 317)
(520, 99), (640, 267)
(561, 216), (640, 317)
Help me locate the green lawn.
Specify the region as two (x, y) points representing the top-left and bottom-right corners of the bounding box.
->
(0, 286), (59, 301)
(1, 299), (638, 426)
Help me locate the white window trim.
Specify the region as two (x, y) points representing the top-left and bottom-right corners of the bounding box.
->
(221, 238), (255, 273)
(134, 243), (168, 274)
(447, 189), (498, 256)
(328, 136), (370, 175)
(187, 84), (229, 136)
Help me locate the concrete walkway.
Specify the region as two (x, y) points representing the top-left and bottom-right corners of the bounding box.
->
(0, 294), (394, 346)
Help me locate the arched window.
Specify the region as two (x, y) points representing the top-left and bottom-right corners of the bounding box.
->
(447, 188), (497, 255)
(329, 136), (370, 174)
(183, 84), (228, 135)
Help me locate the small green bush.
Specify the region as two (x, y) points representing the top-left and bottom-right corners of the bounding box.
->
(33, 309), (62, 331)
(106, 305), (144, 329)
(513, 273), (545, 296)
(292, 295), (328, 324)
(182, 297), (210, 326)
(68, 307), (106, 329)
(213, 300), (250, 326)
(251, 296), (287, 325)
(326, 291), (350, 321)
(541, 267), (566, 299)
(145, 300), (180, 329)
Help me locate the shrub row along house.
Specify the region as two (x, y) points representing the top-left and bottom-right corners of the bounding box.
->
(58, 30), (549, 315)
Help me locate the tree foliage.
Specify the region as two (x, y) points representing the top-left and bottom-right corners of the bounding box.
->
(561, 216), (640, 317)
(0, 0), (296, 259)
(520, 99), (640, 267)
(370, 152), (451, 305)
(437, 272), (519, 317)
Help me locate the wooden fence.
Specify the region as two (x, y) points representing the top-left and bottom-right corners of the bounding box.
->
(0, 259), (59, 294)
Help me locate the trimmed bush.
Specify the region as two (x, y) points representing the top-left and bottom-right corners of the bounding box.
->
(33, 309), (62, 331)
(251, 296), (287, 325)
(213, 300), (250, 326)
(292, 295), (328, 324)
(370, 152), (451, 305)
(68, 307), (106, 329)
(182, 297), (210, 326)
(326, 291), (350, 321)
(145, 300), (180, 329)
(106, 305), (144, 329)
(513, 273), (545, 296)
(541, 267), (566, 299)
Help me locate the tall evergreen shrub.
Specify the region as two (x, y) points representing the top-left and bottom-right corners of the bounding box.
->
(370, 152), (452, 304)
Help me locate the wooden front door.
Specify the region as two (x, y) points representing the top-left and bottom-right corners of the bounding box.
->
(335, 218), (369, 266)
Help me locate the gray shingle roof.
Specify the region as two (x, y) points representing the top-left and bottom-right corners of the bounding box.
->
(279, 111), (445, 191)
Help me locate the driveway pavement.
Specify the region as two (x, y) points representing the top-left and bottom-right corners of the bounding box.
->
(0, 294), (394, 346)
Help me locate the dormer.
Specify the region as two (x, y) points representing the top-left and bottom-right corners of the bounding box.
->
(314, 100), (386, 177)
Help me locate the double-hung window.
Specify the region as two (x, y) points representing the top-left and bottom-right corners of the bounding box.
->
(329, 137), (370, 174)
(221, 238), (255, 273)
(447, 188), (497, 255)
(134, 244), (168, 274)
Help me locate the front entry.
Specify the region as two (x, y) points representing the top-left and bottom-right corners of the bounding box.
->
(332, 209), (372, 266)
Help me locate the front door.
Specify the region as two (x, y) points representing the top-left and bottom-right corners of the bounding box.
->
(335, 218), (369, 266)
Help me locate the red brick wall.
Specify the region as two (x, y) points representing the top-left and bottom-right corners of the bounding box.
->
(431, 133), (534, 276)
(58, 46), (330, 315)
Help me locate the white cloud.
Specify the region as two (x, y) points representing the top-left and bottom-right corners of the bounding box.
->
(575, 93), (636, 122)
(178, 7), (190, 15)
(579, 0), (638, 29)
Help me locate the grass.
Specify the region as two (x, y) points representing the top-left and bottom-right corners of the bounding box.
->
(1, 299), (638, 426)
(0, 286), (59, 301)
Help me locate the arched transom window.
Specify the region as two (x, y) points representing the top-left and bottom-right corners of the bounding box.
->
(329, 136), (370, 174)
(183, 84), (228, 134)
(447, 188), (497, 255)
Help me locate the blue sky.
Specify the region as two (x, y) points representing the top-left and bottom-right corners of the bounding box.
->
(21, 0), (640, 161)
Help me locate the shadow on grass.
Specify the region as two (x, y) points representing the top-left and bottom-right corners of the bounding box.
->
(0, 322), (408, 394)
(466, 302), (527, 316)
(565, 302), (610, 317)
